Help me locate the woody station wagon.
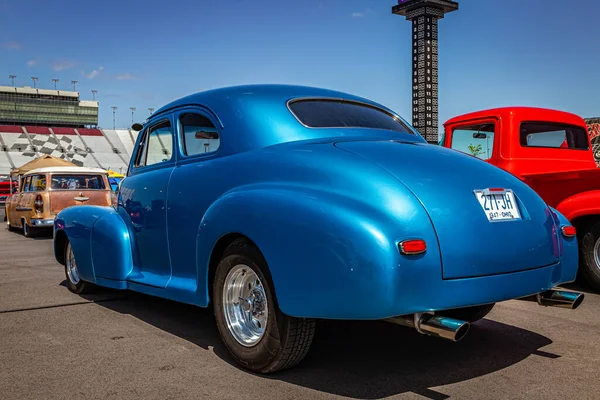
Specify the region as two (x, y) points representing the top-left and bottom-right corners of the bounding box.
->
(6, 166), (111, 237)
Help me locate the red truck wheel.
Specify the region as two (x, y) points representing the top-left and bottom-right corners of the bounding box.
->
(580, 222), (600, 292)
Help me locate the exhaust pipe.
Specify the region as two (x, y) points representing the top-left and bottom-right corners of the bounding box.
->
(386, 312), (470, 342)
(522, 289), (585, 310)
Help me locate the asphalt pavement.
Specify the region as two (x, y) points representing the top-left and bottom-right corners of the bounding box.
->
(1, 209), (599, 400)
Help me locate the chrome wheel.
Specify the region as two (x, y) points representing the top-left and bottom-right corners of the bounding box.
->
(222, 264), (268, 347)
(65, 242), (80, 285)
(594, 237), (600, 271)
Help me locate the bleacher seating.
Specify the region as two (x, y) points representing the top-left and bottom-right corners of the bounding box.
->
(24, 126), (51, 135)
(0, 125), (139, 175)
(51, 127), (77, 135)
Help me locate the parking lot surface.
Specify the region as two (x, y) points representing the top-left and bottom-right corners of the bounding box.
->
(1, 210), (600, 400)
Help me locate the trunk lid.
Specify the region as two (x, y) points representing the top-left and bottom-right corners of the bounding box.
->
(335, 140), (560, 279)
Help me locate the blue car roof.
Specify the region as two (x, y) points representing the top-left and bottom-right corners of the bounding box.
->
(145, 84), (421, 155)
(152, 84), (392, 117)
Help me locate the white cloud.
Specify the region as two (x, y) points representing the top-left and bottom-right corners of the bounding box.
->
(115, 73), (135, 80)
(84, 66), (104, 79)
(53, 60), (76, 71)
(26, 59), (38, 67)
(351, 12), (364, 17)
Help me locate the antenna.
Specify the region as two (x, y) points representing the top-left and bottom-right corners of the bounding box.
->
(52, 78), (59, 89)
(130, 107), (136, 125)
(71, 80), (78, 91)
(9, 75), (16, 86)
(31, 76), (38, 88)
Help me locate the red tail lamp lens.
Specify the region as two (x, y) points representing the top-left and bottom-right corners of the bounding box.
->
(561, 226), (576, 237)
(34, 194), (43, 213)
(399, 239), (427, 255)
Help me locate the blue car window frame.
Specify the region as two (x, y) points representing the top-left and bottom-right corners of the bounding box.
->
(174, 106), (224, 162)
(131, 116), (177, 174)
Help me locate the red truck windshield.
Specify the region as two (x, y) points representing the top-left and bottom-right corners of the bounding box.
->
(520, 122), (589, 150)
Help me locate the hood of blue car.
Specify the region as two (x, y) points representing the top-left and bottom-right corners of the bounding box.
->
(335, 140), (561, 279)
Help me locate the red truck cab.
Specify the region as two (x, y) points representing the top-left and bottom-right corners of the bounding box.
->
(442, 106), (600, 291)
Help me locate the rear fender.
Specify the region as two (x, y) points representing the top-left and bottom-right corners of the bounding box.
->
(195, 184), (440, 319)
(556, 191), (600, 221)
(548, 206), (578, 283)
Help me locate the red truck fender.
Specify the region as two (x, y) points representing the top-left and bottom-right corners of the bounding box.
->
(556, 190), (600, 222)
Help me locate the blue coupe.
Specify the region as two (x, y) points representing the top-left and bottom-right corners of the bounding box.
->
(53, 84), (584, 373)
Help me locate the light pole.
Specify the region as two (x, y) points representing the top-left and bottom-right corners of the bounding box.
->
(31, 76), (38, 88)
(71, 80), (78, 91)
(148, 107), (154, 115)
(91, 90), (97, 101)
(111, 106), (117, 129)
(9, 75), (16, 86)
(52, 78), (59, 89)
(130, 107), (136, 125)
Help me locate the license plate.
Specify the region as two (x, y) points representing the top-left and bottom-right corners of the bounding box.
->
(474, 188), (521, 221)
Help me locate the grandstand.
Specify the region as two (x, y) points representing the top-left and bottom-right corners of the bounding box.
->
(0, 125), (138, 175)
(0, 84), (139, 175)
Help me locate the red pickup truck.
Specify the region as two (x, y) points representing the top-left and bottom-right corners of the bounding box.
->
(441, 107), (600, 291)
(0, 176), (17, 207)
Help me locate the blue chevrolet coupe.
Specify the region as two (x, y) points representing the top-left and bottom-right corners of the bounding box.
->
(53, 84), (584, 373)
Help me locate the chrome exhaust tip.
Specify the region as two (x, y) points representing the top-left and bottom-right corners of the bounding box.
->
(534, 289), (585, 310)
(386, 313), (470, 342)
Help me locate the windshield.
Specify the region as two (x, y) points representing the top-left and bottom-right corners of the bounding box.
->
(288, 99), (413, 134)
(520, 122), (589, 150)
(51, 174), (106, 190)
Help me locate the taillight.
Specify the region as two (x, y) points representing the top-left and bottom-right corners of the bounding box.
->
(561, 225), (576, 238)
(399, 239), (427, 255)
(34, 194), (43, 214)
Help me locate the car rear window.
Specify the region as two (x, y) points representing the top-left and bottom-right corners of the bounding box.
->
(520, 122), (589, 150)
(288, 99), (413, 133)
(51, 174), (106, 190)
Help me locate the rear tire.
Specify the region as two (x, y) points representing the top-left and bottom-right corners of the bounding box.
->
(213, 238), (316, 373)
(64, 241), (95, 294)
(441, 303), (496, 323)
(579, 221), (600, 292)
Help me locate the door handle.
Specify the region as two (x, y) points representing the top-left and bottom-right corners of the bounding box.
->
(74, 196), (90, 201)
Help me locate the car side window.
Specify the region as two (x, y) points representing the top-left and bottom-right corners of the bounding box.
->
(450, 123), (495, 160)
(31, 174), (46, 191)
(519, 122), (588, 150)
(179, 113), (220, 156)
(136, 120), (173, 167)
(22, 176), (31, 192)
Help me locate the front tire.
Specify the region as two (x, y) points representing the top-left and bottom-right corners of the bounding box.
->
(64, 241), (95, 294)
(213, 238), (316, 373)
(22, 218), (35, 238)
(579, 221), (600, 292)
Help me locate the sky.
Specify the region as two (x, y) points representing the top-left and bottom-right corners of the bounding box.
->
(1, 0), (599, 131)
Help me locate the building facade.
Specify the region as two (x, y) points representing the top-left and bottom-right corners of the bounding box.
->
(0, 85), (98, 128)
